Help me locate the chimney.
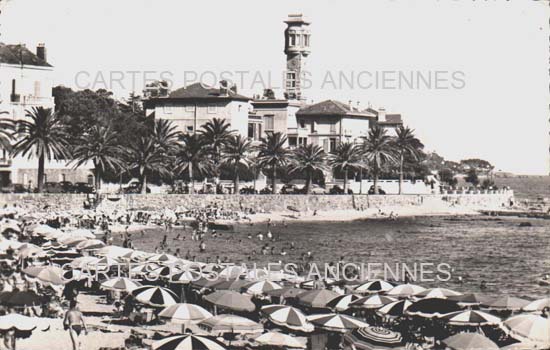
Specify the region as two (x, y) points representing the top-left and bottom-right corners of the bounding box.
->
(378, 107), (386, 122)
(348, 100), (353, 111)
(36, 43), (46, 62)
(219, 80), (229, 96)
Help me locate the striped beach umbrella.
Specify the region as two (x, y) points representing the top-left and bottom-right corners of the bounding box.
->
(343, 327), (405, 349)
(406, 298), (462, 318)
(199, 314), (263, 335)
(386, 283), (426, 298)
(130, 262), (160, 276)
(265, 287), (306, 299)
(350, 295), (397, 310)
(442, 310), (501, 326)
(170, 270), (204, 284)
(211, 279), (248, 291)
(70, 256), (99, 269)
(148, 253), (179, 264)
(484, 296), (530, 311)
(413, 287), (462, 299)
(448, 293), (494, 307)
(503, 314), (550, 345)
(354, 280), (394, 294)
(253, 332), (306, 349)
(243, 280), (282, 295)
(297, 289), (340, 308)
(101, 277), (142, 292)
(523, 297), (550, 313)
(150, 265), (183, 279)
(260, 304), (314, 332)
(132, 286), (179, 307)
(159, 303), (213, 324)
(442, 333), (498, 350)
(152, 335), (226, 350)
(203, 290), (255, 312)
(307, 313), (370, 333)
(377, 299), (413, 318)
(218, 265), (247, 279)
(120, 250), (149, 262)
(22, 266), (65, 286)
(326, 294), (361, 312)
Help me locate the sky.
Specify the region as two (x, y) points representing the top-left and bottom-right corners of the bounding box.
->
(1, 0), (549, 175)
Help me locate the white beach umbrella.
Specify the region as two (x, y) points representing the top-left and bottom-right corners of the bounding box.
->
(159, 303), (213, 323)
(522, 298), (550, 313)
(253, 332), (306, 348)
(97, 245), (133, 259)
(243, 280), (282, 295)
(353, 280), (394, 294)
(503, 314), (550, 345)
(75, 239), (105, 251)
(442, 310), (501, 326)
(350, 295), (397, 309)
(307, 313), (370, 333)
(386, 283), (426, 297)
(0, 240), (22, 251)
(100, 277), (142, 292)
(260, 304), (314, 332)
(414, 287), (462, 299)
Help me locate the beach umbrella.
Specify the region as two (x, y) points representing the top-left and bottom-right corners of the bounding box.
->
(170, 270), (204, 284)
(67, 228), (96, 239)
(244, 268), (270, 281)
(523, 297), (550, 313)
(0, 291), (44, 307)
(132, 286), (179, 307)
(307, 313), (370, 333)
(211, 278), (248, 291)
(218, 265), (247, 279)
(326, 294), (361, 312)
(253, 332), (306, 348)
(18, 245), (45, 259)
(152, 334), (226, 350)
(56, 235), (87, 247)
(261, 304), (314, 332)
(350, 295), (397, 310)
(69, 256), (99, 269)
(265, 287), (306, 299)
(296, 289), (340, 308)
(1, 220), (21, 233)
(0, 240), (22, 251)
(503, 314), (550, 345)
(354, 280), (394, 294)
(150, 265), (183, 279)
(300, 278), (337, 290)
(442, 333), (498, 350)
(484, 296), (530, 311)
(192, 277), (224, 289)
(75, 239), (105, 251)
(159, 303), (213, 324)
(0, 313), (45, 332)
(148, 253), (179, 264)
(130, 262), (160, 276)
(62, 269), (90, 282)
(41, 241), (67, 251)
(386, 283), (426, 298)
(100, 277), (142, 292)
(97, 245), (133, 259)
(32, 224), (57, 236)
(243, 280), (282, 295)
(377, 299), (413, 318)
(93, 256), (119, 270)
(447, 293), (494, 307)
(120, 250), (149, 262)
(343, 327), (405, 350)
(22, 266), (65, 286)
(203, 290), (255, 312)
(406, 298), (462, 318)
(413, 287), (462, 299)
(199, 314), (263, 335)
(442, 310), (501, 326)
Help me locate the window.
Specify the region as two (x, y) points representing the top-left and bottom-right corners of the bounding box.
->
(296, 34), (301, 46)
(264, 115), (274, 131)
(289, 137), (297, 147)
(286, 72), (296, 88)
(290, 34), (296, 46)
(248, 123), (254, 139)
(299, 120), (306, 129)
(186, 126), (194, 133)
(207, 105), (217, 114)
(311, 121), (316, 133)
(330, 138), (337, 152)
(323, 139), (329, 152)
(330, 122), (337, 134)
(34, 81), (41, 97)
(305, 35), (310, 47)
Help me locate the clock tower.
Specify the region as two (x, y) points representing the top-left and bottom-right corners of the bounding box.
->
(284, 14), (310, 101)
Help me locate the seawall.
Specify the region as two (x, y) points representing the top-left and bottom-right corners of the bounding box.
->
(0, 191), (514, 214)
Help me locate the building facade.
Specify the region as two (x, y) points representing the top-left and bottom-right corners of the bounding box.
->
(0, 42), (93, 188)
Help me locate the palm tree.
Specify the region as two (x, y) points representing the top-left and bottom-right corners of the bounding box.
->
(11, 107), (69, 192)
(289, 144), (328, 194)
(126, 135), (169, 194)
(0, 111), (14, 152)
(153, 118), (180, 153)
(394, 126), (424, 194)
(328, 142), (363, 194)
(70, 124), (126, 190)
(175, 133), (213, 194)
(247, 155), (263, 193)
(199, 118), (235, 178)
(222, 135), (254, 194)
(257, 132), (289, 194)
(362, 125), (397, 194)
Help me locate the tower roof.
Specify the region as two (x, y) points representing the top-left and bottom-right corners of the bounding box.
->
(297, 100), (376, 118)
(284, 14), (310, 25)
(0, 42), (52, 67)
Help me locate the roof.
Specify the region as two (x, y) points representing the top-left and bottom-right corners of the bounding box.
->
(378, 114), (403, 125)
(166, 83), (251, 101)
(0, 43), (52, 67)
(296, 100), (376, 118)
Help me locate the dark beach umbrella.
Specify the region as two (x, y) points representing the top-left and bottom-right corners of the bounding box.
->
(203, 290), (255, 312)
(296, 289), (340, 308)
(192, 277), (222, 289)
(152, 334), (226, 350)
(442, 332), (498, 350)
(343, 326), (406, 350)
(406, 298), (462, 318)
(307, 313), (370, 333)
(326, 294), (361, 312)
(212, 279), (248, 292)
(131, 286), (179, 307)
(442, 310), (501, 326)
(354, 280), (394, 295)
(483, 296), (530, 311)
(377, 299), (413, 318)
(0, 291), (44, 307)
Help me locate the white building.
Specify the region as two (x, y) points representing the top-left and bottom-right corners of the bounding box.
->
(0, 42), (93, 188)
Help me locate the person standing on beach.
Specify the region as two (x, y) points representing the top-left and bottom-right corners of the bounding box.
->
(64, 300), (88, 350)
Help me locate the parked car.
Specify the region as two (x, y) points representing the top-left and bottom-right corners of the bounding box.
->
(0, 183), (30, 193)
(259, 187), (273, 194)
(59, 181), (75, 193)
(368, 185), (386, 195)
(239, 186), (257, 194)
(74, 182), (95, 194)
(43, 182), (63, 193)
(329, 185), (345, 195)
(122, 182), (151, 194)
(281, 184), (300, 194)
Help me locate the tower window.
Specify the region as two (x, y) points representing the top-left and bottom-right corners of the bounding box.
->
(286, 72), (296, 88)
(290, 34), (296, 46)
(305, 35), (310, 47)
(264, 115), (274, 131)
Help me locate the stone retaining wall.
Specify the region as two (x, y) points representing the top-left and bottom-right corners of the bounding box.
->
(0, 191), (514, 214)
